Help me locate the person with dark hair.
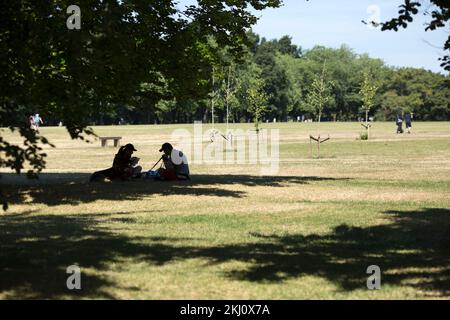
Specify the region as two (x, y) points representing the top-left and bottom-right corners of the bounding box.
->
(156, 142), (190, 181)
(29, 115), (36, 130)
(90, 143), (142, 182)
(404, 112), (413, 134)
(396, 112), (404, 134)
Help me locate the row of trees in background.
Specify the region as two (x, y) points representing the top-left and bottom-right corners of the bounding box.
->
(78, 32), (450, 126)
(1, 1), (449, 175)
(1, 1), (449, 209)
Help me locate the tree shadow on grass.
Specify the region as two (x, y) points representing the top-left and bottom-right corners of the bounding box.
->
(2, 173), (350, 207)
(199, 208), (450, 297)
(191, 174), (349, 187)
(0, 208), (448, 298)
(0, 212), (194, 299)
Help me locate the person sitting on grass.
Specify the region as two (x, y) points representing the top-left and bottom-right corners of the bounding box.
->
(157, 142), (190, 181)
(90, 143), (142, 182)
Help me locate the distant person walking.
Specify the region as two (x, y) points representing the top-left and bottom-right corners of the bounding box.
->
(404, 112), (413, 134)
(396, 112), (404, 134)
(33, 114), (43, 129)
(29, 115), (36, 130)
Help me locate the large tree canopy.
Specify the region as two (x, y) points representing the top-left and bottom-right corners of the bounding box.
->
(0, 0), (282, 210)
(0, 0), (282, 176)
(378, 0), (450, 71)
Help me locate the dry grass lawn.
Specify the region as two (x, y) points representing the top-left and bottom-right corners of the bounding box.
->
(1, 122), (449, 299)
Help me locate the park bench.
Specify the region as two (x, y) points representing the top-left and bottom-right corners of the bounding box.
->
(99, 136), (122, 147)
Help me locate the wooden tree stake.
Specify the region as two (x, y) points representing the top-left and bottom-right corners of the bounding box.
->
(309, 134), (331, 158)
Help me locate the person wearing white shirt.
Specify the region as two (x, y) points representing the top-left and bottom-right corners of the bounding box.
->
(158, 142), (190, 180)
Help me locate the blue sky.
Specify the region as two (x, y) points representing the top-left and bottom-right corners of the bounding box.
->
(177, 0), (449, 74)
